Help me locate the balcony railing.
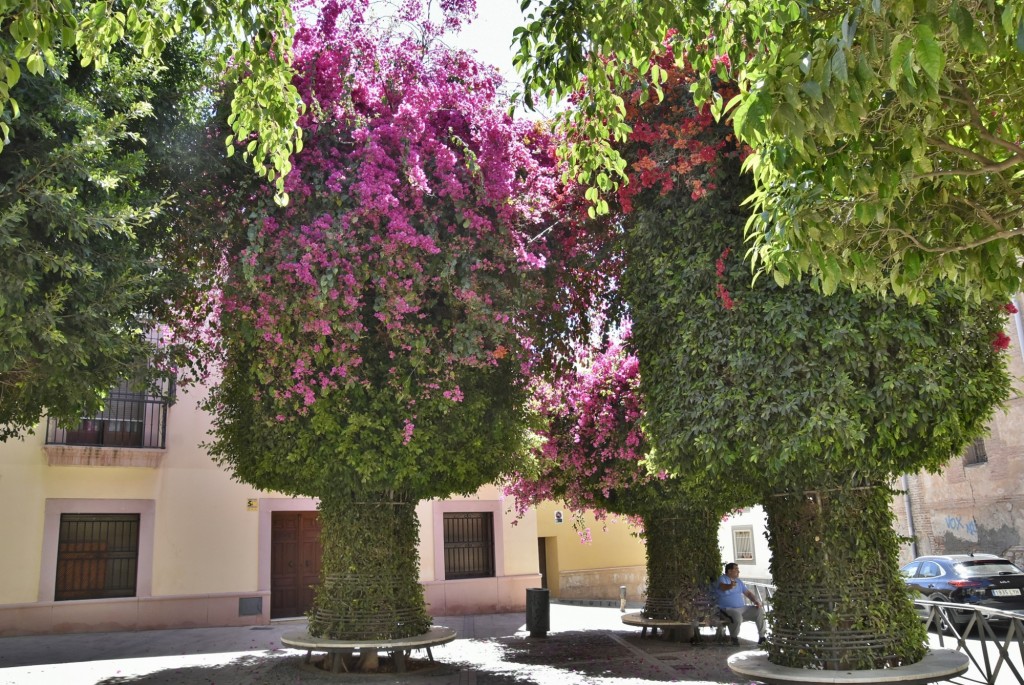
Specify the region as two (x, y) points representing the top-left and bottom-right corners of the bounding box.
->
(45, 388), (170, 450)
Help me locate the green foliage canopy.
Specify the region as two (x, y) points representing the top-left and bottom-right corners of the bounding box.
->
(614, 59), (1008, 672)
(211, 351), (529, 501)
(515, 0), (1024, 301)
(0, 39), (221, 439)
(0, 0), (301, 201)
(618, 75), (1013, 495)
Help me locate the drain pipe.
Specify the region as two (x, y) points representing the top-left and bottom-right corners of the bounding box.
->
(901, 473), (918, 559)
(1014, 294), (1024, 367)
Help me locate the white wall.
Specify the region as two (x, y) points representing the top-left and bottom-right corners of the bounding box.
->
(717, 505), (772, 583)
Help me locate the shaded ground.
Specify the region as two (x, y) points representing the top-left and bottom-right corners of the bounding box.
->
(0, 603), (760, 685)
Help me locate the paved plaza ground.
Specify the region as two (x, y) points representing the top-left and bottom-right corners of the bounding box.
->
(0, 603), (761, 685)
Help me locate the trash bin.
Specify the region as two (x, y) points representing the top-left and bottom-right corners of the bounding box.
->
(525, 587), (550, 637)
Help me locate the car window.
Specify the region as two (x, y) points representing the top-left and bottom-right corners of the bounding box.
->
(901, 562), (921, 578)
(919, 561), (943, 578)
(957, 561), (1024, 577)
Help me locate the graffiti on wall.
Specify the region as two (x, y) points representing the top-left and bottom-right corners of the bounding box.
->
(932, 512), (979, 543)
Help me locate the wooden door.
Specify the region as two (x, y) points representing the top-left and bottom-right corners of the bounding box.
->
(271, 511), (322, 618)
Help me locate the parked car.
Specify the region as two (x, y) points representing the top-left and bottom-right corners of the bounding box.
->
(900, 553), (1024, 632)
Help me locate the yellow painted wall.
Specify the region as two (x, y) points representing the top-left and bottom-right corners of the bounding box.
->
(495, 486), (540, 577)
(0, 425), (163, 604)
(151, 387), (265, 594)
(535, 501), (646, 601)
(536, 501), (645, 569)
(0, 386), (268, 604)
(0, 425), (56, 603)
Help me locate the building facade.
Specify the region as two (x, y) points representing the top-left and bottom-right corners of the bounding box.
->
(535, 503), (647, 603)
(0, 384), (541, 637)
(718, 506), (772, 583)
(532, 502), (772, 605)
(893, 297), (1024, 567)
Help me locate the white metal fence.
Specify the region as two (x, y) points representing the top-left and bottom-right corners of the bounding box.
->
(745, 582), (1024, 685)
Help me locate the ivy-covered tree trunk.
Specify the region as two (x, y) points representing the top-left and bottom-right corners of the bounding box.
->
(764, 483), (927, 669)
(308, 492), (432, 641)
(641, 506), (722, 621)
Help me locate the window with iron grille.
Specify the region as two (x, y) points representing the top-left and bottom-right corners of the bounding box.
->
(963, 438), (988, 466)
(732, 526), (755, 563)
(55, 514), (140, 601)
(46, 377), (172, 449)
(443, 512), (495, 579)
(45, 329), (173, 450)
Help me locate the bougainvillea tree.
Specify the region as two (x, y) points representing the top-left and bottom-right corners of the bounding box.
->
(504, 332), (742, 625)
(617, 59), (1013, 669)
(204, 0), (616, 660)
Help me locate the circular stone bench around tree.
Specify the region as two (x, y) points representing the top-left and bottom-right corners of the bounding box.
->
(281, 626), (457, 674)
(621, 611), (728, 643)
(727, 649), (969, 685)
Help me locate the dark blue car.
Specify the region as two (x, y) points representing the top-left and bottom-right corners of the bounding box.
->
(900, 553), (1024, 632)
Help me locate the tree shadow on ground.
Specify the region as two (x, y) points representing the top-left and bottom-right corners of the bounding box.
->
(90, 629), (747, 684)
(435, 629), (731, 684)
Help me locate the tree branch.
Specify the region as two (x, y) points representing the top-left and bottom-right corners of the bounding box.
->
(945, 84), (1024, 157)
(894, 217), (1024, 255)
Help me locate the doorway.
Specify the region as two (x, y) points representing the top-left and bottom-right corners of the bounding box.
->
(270, 511), (322, 618)
(537, 537), (548, 589)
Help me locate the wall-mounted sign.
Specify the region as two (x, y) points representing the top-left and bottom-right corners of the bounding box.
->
(554, 510), (564, 524)
(246, 498), (258, 512)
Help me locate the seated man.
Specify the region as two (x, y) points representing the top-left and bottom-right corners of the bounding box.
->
(716, 562), (766, 645)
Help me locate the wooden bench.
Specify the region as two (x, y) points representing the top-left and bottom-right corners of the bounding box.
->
(281, 625), (457, 673)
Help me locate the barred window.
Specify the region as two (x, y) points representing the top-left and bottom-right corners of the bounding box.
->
(443, 512), (495, 579)
(46, 333), (175, 450)
(55, 514), (140, 601)
(732, 526), (755, 563)
(963, 438), (987, 466)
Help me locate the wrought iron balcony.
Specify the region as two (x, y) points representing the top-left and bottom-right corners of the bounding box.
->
(45, 379), (173, 453)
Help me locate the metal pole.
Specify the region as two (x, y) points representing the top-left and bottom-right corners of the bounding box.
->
(901, 473), (918, 559)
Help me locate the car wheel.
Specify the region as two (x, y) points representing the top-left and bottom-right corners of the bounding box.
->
(930, 594), (970, 635)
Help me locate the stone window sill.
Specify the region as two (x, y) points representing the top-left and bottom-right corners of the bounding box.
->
(44, 444), (165, 468)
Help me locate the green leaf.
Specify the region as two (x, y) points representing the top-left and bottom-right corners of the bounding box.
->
(892, 0), (913, 25)
(5, 61), (19, 88)
(949, 4), (973, 44)
(830, 48), (848, 83)
(25, 53), (44, 76)
(773, 269), (791, 287)
(801, 80), (823, 103)
(888, 36), (913, 88)
(912, 24), (943, 83)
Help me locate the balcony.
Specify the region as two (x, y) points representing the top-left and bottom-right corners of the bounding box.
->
(44, 382), (171, 467)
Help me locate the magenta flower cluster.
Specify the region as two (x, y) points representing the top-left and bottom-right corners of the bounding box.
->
(504, 327), (656, 523)
(218, 0), (570, 428)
